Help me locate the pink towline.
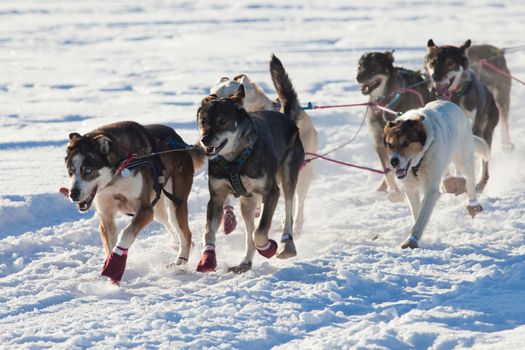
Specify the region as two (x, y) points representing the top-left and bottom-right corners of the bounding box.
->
(305, 152), (390, 175)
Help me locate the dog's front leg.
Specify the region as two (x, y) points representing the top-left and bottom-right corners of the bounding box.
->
(253, 183), (279, 259)
(228, 195), (258, 274)
(99, 214), (117, 258)
(196, 186), (227, 272)
(401, 184), (440, 249)
(404, 185), (421, 222)
(101, 205), (154, 284)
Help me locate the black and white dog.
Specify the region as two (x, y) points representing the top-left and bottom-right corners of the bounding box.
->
(196, 55), (304, 274)
(356, 51), (434, 201)
(64, 121), (204, 284)
(425, 39), (499, 193)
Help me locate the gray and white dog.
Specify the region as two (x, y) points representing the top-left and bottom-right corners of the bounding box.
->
(210, 73), (318, 234)
(425, 39), (499, 193)
(196, 55), (305, 274)
(467, 44), (514, 151)
(356, 51), (434, 201)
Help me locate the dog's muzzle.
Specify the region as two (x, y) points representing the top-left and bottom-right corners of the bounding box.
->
(201, 138), (227, 157)
(72, 186), (98, 212)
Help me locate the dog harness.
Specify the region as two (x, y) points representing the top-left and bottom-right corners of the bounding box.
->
(117, 137), (187, 208)
(209, 135), (257, 197)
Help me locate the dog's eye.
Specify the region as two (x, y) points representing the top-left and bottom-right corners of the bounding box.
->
(68, 167), (74, 176)
(218, 118), (228, 127)
(386, 143), (393, 149)
(84, 167), (92, 175)
(402, 141), (410, 148)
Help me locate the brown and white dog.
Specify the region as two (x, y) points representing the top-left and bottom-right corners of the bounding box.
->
(384, 100), (489, 249)
(210, 71), (318, 234)
(425, 39), (499, 193)
(64, 121), (204, 284)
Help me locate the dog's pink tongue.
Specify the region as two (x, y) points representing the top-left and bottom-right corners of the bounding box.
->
(59, 187), (69, 198)
(101, 247), (128, 284)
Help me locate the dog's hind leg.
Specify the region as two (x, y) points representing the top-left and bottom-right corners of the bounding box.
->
(494, 85), (513, 151)
(228, 195), (258, 274)
(293, 162), (313, 235)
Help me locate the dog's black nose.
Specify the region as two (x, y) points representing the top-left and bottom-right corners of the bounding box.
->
(390, 157), (399, 168)
(200, 135), (212, 146)
(70, 188), (81, 201)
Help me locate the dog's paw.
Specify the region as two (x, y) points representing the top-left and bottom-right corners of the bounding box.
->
(276, 237), (297, 259)
(502, 142), (515, 153)
(466, 203), (483, 218)
(228, 261), (252, 274)
(375, 179), (388, 193)
(387, 190), (405, 203)
(166, 257), (188, 272)
(196, 249), (217, 273)
(442, 177), (466, 196)
(221, 206), (237, 235)
(100, 246), (128, 283)
(400, 236), (418, 249)
(256, 239), (277, 259)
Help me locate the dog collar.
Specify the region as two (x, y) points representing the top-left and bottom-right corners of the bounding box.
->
(450, 79), (472, 97)
(210, 134), (257, 197)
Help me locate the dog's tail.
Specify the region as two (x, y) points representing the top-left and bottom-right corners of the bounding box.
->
(473, 135), (490, 161)
(189, 145), (206, 171)
(270, 54), (301, 123)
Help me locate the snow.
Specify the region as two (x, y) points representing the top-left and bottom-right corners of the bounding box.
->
(1, 0), (525, 348)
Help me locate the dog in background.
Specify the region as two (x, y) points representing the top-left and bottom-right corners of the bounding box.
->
(384, 100), (489, 249)
(196, 55), (304, 274)
(64, 121), (204, 284)
(356, 51), (434, 202)
(467, 44), (514, 151)
(425, 39), (499, 193)
(210, 72), (318, 235)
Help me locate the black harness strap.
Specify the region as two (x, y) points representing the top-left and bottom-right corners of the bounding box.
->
(119, 150), (181, 208)
(210, 136), (257, 197)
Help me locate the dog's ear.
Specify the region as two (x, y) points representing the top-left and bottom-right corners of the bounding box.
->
(230, 84), (245, 108)
(219, 76), (229, 82)
(69, 132), (81, 141)
(460, 39), (471, 52)
(202, 94), (218, 105)
(233, 74), (248, 82)
(93, 134), (112, 155)
(385, 50), (395, 64)
(427, 39), (436, 50)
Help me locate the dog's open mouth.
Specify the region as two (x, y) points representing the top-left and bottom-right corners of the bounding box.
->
(435, 77), (455, 97)
(360, 79), (381, 95)
(204, 139), (227, 157)
(76, 186), (97, 212)
(395, 159), (412, 179)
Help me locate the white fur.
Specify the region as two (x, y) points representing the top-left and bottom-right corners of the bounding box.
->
(394, 100), (488, 245)
(369, 75), (389, 100)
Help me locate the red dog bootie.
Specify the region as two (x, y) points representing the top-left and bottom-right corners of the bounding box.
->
(196, 245), (217, 272)
(256, 239), (277, 259)
(101, 246), (128, 284)
(221, 206), (237, 235)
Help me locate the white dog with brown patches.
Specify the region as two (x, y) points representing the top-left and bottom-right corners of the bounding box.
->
(383, 100), (489, 249)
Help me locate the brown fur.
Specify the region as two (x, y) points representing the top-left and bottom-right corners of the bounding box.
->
(384, 118), (427, 159)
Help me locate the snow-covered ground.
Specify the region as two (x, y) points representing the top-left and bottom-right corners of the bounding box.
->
(1, 1), (525, 348)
